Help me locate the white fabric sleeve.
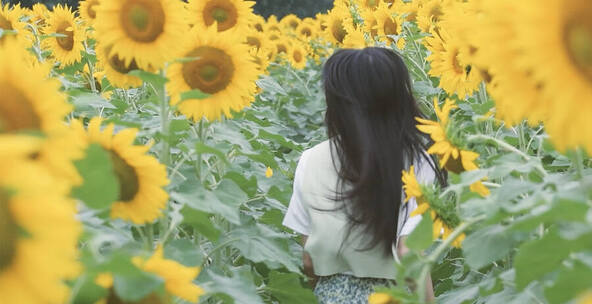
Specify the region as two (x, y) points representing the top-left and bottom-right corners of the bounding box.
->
(399, 156), (437, 236)
(282, 150), (311, 235)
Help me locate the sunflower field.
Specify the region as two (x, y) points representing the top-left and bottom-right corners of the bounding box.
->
(0, 0), (591, 303)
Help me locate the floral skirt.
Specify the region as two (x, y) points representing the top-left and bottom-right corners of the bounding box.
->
(313, 274), (393, 304)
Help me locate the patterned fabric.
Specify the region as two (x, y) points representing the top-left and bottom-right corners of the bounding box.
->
(313, 274), (394, 304)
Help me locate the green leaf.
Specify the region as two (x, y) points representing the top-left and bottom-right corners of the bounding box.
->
(129, 70), (168, 87)
(195, 142), (230, 165)
(405, 213), (433, 251)
(164, 239), (204, 267)
(181, 207), (221, 241)
(514, 227), (592, 289)
(509, 198), (589, 232)
(197, 267), (264, 304)
(266, 271), (317, 304)
(72, 143), (120, 209)
(70, 274), (108, 304)
(105, 254), (164, 302)
(179, 89), (211, 102)
(544, 261), (592, 304)
(257, 76), (288, 96)
(463, 224), (517, 270)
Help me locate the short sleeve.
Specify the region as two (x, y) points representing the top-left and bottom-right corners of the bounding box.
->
(399, 156), (437, 236)
(282, 151), (312, 235)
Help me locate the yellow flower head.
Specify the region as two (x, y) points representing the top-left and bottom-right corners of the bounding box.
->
(73, 118), (170, 224)
(265, 166), (273, 178)
(133, 246), (205, 302)
(368, 292), (396, 304)
(187, 0), (255, 34)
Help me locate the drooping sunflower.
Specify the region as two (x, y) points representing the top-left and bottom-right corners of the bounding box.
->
(0, 140), (81, 303)
(42, 5), (85, 68)
(0, 44), (83, 185)
(78, 0), (100, 26)
(187, 0), (255, 34)
(415, 99), (489, 197)
(95, 42), (143, 89)
(425, 27), (482, 97)
(167, 26), (260, 121)
(280, 14), (301, 32)
(74, 117), (169, 224)
(374, 3), (405, 49)
(509, 0), (592, 152)
(416, 0), (446, 32)
(0, 4), (30, 47)
(402, 165), (465, 248)
(289, 42), (307, 69)
(94, 0), (188, 70)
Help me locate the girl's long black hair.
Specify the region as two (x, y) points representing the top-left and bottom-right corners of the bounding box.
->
(322, 47), (446, 256)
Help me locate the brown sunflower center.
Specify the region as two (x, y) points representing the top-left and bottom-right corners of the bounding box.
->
(121, 0), (165, 43)
(0, 14), (12, 30)
(0, 190), (18, 272)
(331, 20), (347, 43)
(87, 0), (99, 19)
(56, 21), (75, 51)
(383, 18), (398, 40)
(565, 22), (592, 81)
(443, 154), (464, 174)
(289, 20), (299, 30)
(429, 5), (443, 23)
(276, 43), (288, 54)
(182, 46), (234, 94)
(300, 27), (312, 37)
(203, 0), (238, 32)
(293, 50), (303, 63)
(254, 23), (263, 32)
(451, 49), (464, 75)
(0, 84), (40, 133)
(367, 0), (378, 9)
(109, 53), (140, 74)
(110, 151), (139, 202)
(246, 36), (261, 49)
(106, 289), (170, 304)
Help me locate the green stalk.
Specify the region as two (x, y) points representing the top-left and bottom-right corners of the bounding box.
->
(416, 214), (486, 303)
(159, 69), (171, 167)
(573, 147), (585, 179)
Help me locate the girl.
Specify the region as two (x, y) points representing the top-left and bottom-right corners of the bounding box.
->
(282, 47), (446, 303)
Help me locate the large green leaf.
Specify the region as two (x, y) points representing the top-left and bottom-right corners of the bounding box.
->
(266, 271), (317, 304)
(405, 213), (433, 252)
(463, 224), (518, 270)
(72, 143), (120, 209)
(197, 266), (264, 304)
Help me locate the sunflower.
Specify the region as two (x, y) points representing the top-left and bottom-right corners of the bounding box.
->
(0, 44), (83, 185)
(249, 13), (265, 32)
(396, 0), (422, 22)
(245, 29), (269, 52)
(416, 0), (446, 32)
(167, 26), (259, 121)
(74, 117), (169, 224)
(425, 27), (482, 97)
(342, 27), (368, 49)
(29, 3), (50, 27)
(266, 15), (282, 33)
(0, 4), (30, 47)
(415, 99), (490, 197)
(280, 14), (301, 31)
(133, 246), (205, 302)
(374, 3), (405, 49)
(187, 0), (255, 34)
(42, 5), (85, 68)
(368, 293), (396, 304)
(325, 4), (350, 45)
(509, 0), (592, 152)
(470, 0), (547, 126)
(577, 291), (592, 304)
(78, 0), (100, 26)
(96, 42), (144, 88)
(94, 0), (188, 70)
(249, 46), (271, 74)
(297, 20), (316, 40)
(289, 42), (307, 69)
(355, 0), (382, 11)
(402, 165), (465, 248)
(360, 7), (379, 39)
(0, 141), (81, 303)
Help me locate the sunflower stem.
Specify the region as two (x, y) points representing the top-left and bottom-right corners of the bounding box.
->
(84, 41), (97, 93)
(416, 214), (486, 303)
(572, 147), (585, 179)
(195, 119), (205, 182)
(159, 69), (171, 167)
